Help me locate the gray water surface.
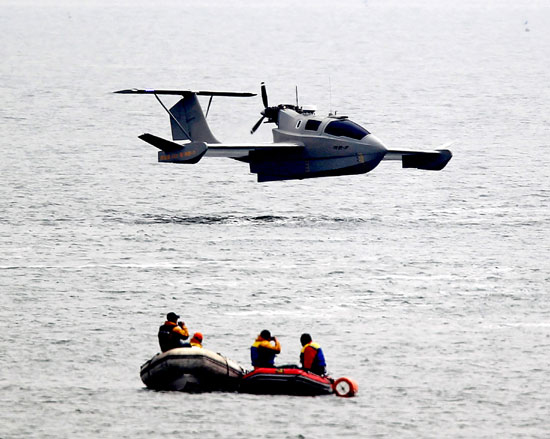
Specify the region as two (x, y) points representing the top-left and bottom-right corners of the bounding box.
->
(1, 0), (549, 437)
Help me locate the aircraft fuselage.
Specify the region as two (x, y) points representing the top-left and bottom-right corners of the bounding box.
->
(271, 107), (387, 165)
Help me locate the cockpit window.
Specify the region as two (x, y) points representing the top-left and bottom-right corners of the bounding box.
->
(305, 119), (322, 131)
(324, 120), (370, 140)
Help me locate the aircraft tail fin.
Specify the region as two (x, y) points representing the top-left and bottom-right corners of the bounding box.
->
(115, 88), (256, 144)
(169, 94), (220, 144)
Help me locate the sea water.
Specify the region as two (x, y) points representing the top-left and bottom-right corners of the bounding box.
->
(1, 0), (549, 437)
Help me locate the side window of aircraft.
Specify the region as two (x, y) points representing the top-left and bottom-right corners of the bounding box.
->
(305, 120), (322, 131)
(324, 120), (370, 140)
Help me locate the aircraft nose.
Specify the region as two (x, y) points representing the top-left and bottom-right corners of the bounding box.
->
(354, 134), (387, 173)
(361, 134), (388, 168)
(365, 134), (387, 155)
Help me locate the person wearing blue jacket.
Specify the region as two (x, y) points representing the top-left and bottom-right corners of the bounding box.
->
(251, 329), (281, 368)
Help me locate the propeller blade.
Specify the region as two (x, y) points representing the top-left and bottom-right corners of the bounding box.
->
(250, 116), (265, 134)
(261, 82), (268, 108)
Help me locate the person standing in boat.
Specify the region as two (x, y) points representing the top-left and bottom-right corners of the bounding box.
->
(190, 332), (203, 348)
(299, 333), (327, 376)
(251, 329), (281, 368)
(158, 312), (190, 352)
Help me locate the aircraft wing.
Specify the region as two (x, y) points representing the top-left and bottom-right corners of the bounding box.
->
(383, 146), (453, 171)
(138, 133), (303, 162)
(206, 142), (303, 158)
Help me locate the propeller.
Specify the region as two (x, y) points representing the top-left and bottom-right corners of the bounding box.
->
(250, 82), (278, 134)
(261, 82), (269, 107)
(250, 114), (265, 134)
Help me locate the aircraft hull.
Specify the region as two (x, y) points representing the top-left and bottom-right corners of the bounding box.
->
(248, 148), (386, 182)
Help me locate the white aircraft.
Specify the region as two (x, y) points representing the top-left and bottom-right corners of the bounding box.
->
(115, 83), (452, 182)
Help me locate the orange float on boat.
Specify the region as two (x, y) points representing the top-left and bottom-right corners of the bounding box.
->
(332, 377), (359, 397)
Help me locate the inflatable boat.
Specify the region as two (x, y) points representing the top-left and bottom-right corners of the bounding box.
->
(239, 367), (358, 397)
(140, 347), (244, 392)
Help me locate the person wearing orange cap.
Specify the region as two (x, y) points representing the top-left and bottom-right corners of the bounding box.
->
(251, 329), (281, 368)
(299, 333), (327, 376)
(190, 332), (203, 348)
(158, 312), (190, 352)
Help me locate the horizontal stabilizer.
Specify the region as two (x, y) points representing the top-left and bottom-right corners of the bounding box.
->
(139, 133), (181, 153)
(114, 88), (256, 97)
(138, 134), (207, 164)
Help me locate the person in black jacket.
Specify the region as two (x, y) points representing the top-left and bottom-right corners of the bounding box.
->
(158, 312), (189, 352)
